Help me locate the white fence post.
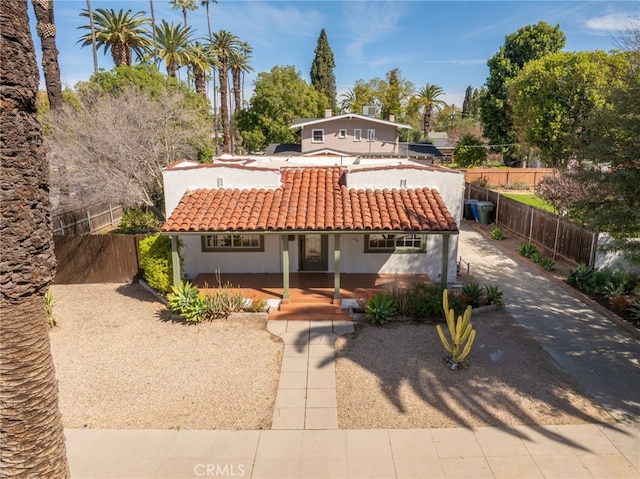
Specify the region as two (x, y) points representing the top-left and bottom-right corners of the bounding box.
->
(553, 216), (561, 259)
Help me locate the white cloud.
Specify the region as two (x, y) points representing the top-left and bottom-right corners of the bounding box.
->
(342, 2), (408, 61)
(585, 13), (635, 32)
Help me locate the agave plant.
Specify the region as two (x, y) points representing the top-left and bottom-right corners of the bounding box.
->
(365, 293), (397, 325)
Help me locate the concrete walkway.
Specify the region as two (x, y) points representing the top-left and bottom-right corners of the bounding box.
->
(266, 320), (354, 430)
(62, 224), (640, 478)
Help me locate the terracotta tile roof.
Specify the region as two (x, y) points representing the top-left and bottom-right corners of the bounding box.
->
(162, 167), (457, 233)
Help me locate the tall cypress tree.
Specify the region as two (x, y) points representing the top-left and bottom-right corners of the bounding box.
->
(310, 28), (337, 115)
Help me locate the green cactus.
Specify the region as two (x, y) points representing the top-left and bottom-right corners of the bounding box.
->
(436, 289), (476, 368)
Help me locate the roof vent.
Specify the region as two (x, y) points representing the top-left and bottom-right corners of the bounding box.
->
(400, 178), (407, 188)
(362, 105), (377, 118)
(217, 176), (223, 188)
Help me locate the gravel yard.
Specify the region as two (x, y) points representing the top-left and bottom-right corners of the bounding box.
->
(49, 283), (282, 430)
(335, 311), (614, 429)
(50, 283), (613, 431)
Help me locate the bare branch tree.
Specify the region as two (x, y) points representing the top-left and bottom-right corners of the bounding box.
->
(46, 86), (212, 216)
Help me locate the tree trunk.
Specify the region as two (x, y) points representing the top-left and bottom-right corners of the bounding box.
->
(149, 0), (158, 66)
(167, 56), (178, 78)
(218, 63), (231, 153)
(85, 0), (98, 74)
(0, 1), (69, 477)
(194, 65), (206, 99)
(31, 0), (63, 110)
(232, 67), (243, 153)
(111, 40), (129, 66)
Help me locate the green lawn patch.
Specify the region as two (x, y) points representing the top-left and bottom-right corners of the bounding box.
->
(501, 193), (556, 213)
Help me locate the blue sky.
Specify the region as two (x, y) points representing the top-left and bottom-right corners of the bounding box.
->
(30, 1), (638, 107)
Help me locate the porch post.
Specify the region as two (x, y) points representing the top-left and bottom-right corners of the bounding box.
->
(281, 234), (290, 301)
(440, 234), (450, 289)
(170, 235), (181, 287)
(333, 234), (341, 302)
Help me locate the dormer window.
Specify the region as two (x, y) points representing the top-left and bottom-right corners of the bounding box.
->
(338, 129), (347, 139)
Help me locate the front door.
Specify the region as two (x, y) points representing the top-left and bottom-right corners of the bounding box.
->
(299, 234), (328, 271)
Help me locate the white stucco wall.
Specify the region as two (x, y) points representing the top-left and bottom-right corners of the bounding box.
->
(162, 163), (281, 218)
(164, 159), (463, 283)
(181, 232), (459, 283)
(594, 233), (640, 273)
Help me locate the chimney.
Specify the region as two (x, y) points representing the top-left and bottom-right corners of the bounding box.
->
(389, 114), (395, 122)
(324, 108), (332, 118)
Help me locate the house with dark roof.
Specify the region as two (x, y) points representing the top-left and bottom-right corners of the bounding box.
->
(161, 156), (464, 301)
(264, 111), (445, 161)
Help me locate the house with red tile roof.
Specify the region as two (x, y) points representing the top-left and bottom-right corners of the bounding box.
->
(161, 156), (464, 301)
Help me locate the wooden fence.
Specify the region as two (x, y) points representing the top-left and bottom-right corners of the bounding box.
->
(54, 234), (146, 284)
(465, 183), (597, 267)
(464, 168), (555, 187)
(53, 204), (123, 235)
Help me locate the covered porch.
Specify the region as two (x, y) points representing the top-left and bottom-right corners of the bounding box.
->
(192, 272), (433, 303)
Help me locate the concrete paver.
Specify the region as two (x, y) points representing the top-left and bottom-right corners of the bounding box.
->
(63, 225), (640, 478)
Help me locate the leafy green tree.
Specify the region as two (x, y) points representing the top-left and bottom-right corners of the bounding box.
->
(155, 19), (194, 78)
(480, 21), (565, 164)
(310, 28), (337, 114)
(340, 80), (377, 115)
(509, 50), (626, 168)
(462, 85), (481, 119)
(572, 46), (640, 263)
(453, 134), (487, 167)
(236, 65), (327, 152)
(78, 8), (152, 66)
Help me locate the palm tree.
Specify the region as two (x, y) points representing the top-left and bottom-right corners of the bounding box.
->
(78, 8), (152, 67)
(0, 1), (69, 476)
(201, 0), (217, 38)
(187, 42), (212, 98)
(339, 88), (356, 113)
(229, 43), (253, 153)
(209, 30), (240, 153)
(415, 83), (447, 136)
(85, 0), (99, 74)
(170, 0), (198, 27)
(31, 0), (63, 110)
(155, 19), (193, 79)
(149, 0), (158, 66)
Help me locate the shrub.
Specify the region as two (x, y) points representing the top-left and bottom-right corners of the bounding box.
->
(365, 293), (397, 325)
(385, 284), (412, 317)
(117, 207), (161, 234)
(610, 296), (629, 313)
(538, 257), (556, 271)
(166, 281), (208, 322)
(484, 284), (504, 305)
(139, 234), (178, 294)
(501, 181), (530, 191)
(567, 264), (594, 290)
(471, 176), (489, 188)
(246, 295), (268, 313)
(409, 283), (444, 320)
(461, 282), (484, 307)
(519, 242), (538, 259)
(490, 228), (506, 240)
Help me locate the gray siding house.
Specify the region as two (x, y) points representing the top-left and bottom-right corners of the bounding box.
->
(291, 112), (411, 157)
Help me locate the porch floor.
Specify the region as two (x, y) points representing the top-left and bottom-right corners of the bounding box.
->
(192, 272), (432, 302)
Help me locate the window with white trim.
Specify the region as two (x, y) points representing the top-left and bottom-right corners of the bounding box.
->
(364, 234), (424, 253)
(311, 129), (324, 143)
(338, 129), (347, 139)
(202, 234), (264, 252)
(367, 129), (376, 142)
(354, 129), (362, 141)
